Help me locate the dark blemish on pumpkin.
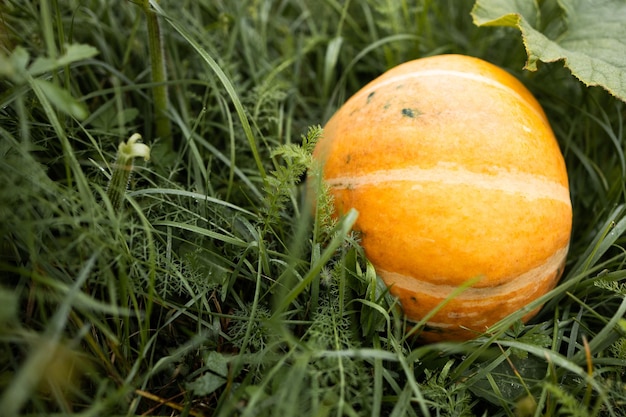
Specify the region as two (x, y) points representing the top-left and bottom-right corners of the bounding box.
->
(383, 102), (391, 110)
(401, 108), (422, 118)
(345, 154), (351, 164)
(366, 91), (375, 104)
(422, 324), (446, 334)
(410, 296), (418, 303)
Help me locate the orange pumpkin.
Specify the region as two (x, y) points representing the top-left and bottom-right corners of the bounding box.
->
(313, 54), (572, 342)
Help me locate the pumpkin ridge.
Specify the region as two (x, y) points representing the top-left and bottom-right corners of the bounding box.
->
(378, 244), (568, 300)
(325, 163), (570, 205)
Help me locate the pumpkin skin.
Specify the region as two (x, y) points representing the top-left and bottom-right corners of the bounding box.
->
(313, 54), (572, 342)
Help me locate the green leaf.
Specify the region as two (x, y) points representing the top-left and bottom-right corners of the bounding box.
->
(467, 354), (547, 405)
(28, 43), (98, 76)
(0, 47), (29, 81)
(203, 350), (228, 377)
(0, 287), (17, 326)
(187, 372), (226, 396)
(30, 78), (88, 120)
(187, 351), (229, 396)
(0, 52), (12, 78)
(472, 0), (626, 102)
(11, 47), (30, 75)
(323, 36), (344, 97)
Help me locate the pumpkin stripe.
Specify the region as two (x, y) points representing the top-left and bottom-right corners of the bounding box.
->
(353, 68), (547, 123)
(377, 245), (568, 304)
(325, 163), (570, 205)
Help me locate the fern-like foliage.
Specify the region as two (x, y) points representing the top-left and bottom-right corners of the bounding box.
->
(301, 283), (376, 415)
(594, 278), (626, 296)
(261, 125), (323, 233)
(422, 360), (475, 417)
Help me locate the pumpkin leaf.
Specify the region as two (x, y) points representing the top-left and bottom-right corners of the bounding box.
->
(471, 0), (626, 102)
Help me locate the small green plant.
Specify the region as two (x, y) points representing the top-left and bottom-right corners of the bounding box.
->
(105, 133), (151, 211)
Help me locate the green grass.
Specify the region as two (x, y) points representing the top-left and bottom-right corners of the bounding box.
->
(1, 0), (626, 416)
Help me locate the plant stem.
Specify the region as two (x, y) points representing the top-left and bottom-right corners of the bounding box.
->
(142, 0), (171, 144)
